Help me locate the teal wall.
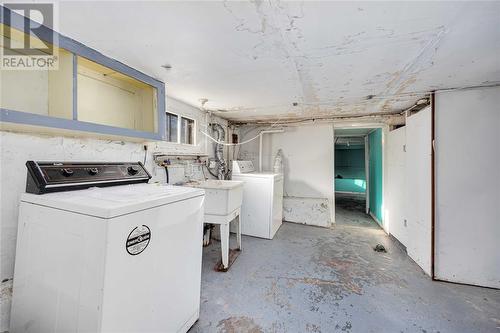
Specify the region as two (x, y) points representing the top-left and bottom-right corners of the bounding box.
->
(368, 129), (383, 223)
(335, 178), (366, 193)
(335, 146), (366, 193)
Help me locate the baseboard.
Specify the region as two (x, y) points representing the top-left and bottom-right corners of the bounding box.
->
(389, 233), (407, 254)
(282, 220), (330, 229)
(432, 277), (500, 290)
(179, 308), (200, 333)
(369, 211), (382, 225)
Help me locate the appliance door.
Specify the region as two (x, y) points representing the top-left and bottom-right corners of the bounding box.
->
(234, 175), (273, 239)
(270, 177), (284, 238)
(100, 194), (204, 333)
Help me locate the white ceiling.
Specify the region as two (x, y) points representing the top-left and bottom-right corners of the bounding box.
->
(57, 1), (500, 122)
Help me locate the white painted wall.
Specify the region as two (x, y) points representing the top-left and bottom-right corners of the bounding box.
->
(381, 126), (389, 232)
(383, 108), (431, 275)
(385, 126), (407, 245)
(435, 86), (500, 288)
(237, 123), (334, 227)
(405, 107), (432, 276)
(0, 97), (226, 331)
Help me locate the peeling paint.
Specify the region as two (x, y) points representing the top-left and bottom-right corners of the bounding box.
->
(217, 316), (264, 333)
(264, 280), (291, 311)
(283, 197), (331, 227)
(0, 279), (13, 332)
(50, 2), (500, 123)
(305, 323), (322, 332)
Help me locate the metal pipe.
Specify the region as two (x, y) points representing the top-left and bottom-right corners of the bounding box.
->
(258, 129), (284, 172)
(210, 123), (227, 179)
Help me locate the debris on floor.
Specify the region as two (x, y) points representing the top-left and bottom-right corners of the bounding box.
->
(217, 316), (263, 333)
(373, 244), (387, 253)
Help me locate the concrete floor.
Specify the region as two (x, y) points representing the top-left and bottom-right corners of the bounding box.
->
(334, 193), (376, 229)
(190, 196), (500, 333)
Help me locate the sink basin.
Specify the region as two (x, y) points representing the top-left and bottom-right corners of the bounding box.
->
(184, 180), (244, 216)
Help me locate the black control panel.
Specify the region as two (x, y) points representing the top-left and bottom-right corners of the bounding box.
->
(25, 161), (151, 194)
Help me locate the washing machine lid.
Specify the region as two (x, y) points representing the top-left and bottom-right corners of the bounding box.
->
(232, 161), (283, 180)
(232, 172), (283, 180)
(20, 183), (204, 218)
(184, 179), (244, 190)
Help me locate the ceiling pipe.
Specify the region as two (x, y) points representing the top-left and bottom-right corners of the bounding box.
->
(259, 129), (284, 172)
(230, 97), (432, 127)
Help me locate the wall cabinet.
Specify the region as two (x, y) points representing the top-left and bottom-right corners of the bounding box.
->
(0, 9), (165, 141)
(77, 57), (158, 133)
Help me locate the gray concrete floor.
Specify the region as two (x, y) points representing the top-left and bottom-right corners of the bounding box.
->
(190, 195), (500, 333)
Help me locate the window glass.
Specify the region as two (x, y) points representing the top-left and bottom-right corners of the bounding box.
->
(180, 117), (194, 144)
(166, 112), (178, 142)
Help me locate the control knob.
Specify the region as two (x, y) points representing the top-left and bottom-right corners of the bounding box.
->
(88, 168), (99, 175)
(127, 166), (140, 175)
(61, 168), (74, 177)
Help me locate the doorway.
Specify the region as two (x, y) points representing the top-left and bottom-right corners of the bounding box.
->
(334, 127), (383, 227)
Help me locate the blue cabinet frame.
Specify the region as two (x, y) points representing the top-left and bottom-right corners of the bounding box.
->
(0, 6), (166, 141)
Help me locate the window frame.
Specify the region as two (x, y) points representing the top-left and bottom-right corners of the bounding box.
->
(164, 111), (196, 145)
(165, 111), (179, 143)
(180, 115), (196, 145)
(0, 7), (166, 141)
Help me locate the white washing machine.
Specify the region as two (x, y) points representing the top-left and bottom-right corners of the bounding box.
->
(231, 160), (283, 239)
(10, 161), (205, 333)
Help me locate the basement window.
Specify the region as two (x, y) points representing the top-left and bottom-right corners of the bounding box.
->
(180, 117), (195, 145)
(165, 113), (195, 145)
(165, 112), (178, 142)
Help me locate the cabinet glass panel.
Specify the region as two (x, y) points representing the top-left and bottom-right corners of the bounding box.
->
(77, 56), (158, 132)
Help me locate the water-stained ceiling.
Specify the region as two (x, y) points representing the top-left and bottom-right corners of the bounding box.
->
(58, 1), (500, 123)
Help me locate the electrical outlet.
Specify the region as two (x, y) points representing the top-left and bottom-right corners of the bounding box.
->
(404, 219), (407, 227)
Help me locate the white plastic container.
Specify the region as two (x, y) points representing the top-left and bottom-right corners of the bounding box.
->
(184, 180), (243, 215)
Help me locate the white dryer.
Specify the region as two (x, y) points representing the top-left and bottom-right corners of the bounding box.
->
(11, 161), (205, 333)
(231, 160), (283, 239)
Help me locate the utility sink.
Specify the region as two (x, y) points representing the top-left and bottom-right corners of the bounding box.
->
(184, 180), (244, 216)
